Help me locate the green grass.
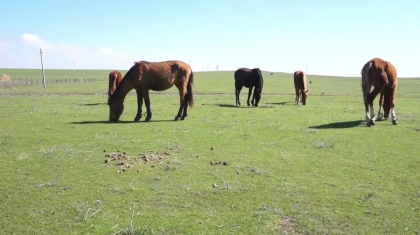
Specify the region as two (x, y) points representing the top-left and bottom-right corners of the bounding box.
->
(0, 69), (420, 234)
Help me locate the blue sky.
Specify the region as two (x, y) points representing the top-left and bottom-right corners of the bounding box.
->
(1, 0), (419, 77)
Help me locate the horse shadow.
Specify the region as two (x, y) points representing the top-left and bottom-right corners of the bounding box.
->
(79, 103), (106, 106)
(266, 102), (291, 106)
(68, 120), (174, 124)
(308, 120), (364, 129)
(201, 103), (247, 108)
(217, 104), (243, 108)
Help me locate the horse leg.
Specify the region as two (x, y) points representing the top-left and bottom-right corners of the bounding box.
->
(181, 94), (189, 120)
(142, 89), (152, 122)
(383, 92), (391, 119)
(366, 86), (381, 126)
(389, 87), (398, 125)
(251, 87), (256, 107)
(235, 85), (242, 106)
(295, 89), (299, 105)
(376, 90), (384, 121)
(133, 89), (144, 122)
(174, 85), (185, 121)
(247, 87), (253, 106)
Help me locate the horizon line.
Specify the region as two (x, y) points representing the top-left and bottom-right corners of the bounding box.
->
(1, 67), (420, 79)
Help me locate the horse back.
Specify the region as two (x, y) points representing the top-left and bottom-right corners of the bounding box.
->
(293, 71), (307, 90)
(136, 60), (192, 91)
(234, 68), (258, 88)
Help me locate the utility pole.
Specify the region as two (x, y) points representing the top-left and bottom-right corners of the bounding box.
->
(39, 48), (46, 89)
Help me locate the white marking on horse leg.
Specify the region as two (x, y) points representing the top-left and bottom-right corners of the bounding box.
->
(370, 105), (375, 121)
(366, 111), (370, 124)
(391, 107), (396, 121)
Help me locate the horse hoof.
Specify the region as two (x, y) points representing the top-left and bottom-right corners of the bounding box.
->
(377, 113), (383, 121)
(180, 116), (186, 120)
(392, 120), (398, 125)
(174, 117), (180, 121)
(369, 119), (375, 125)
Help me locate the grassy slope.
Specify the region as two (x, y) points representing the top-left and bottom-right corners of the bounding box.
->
(0, 69), (419, 235)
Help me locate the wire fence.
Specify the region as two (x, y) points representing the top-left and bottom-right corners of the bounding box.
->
(0, 78), (97, 86)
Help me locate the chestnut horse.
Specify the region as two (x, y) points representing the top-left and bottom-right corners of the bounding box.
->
(107, 71), (123, 104)
(293, 70), (308, 105)
(234, 68), (264, 107)
(360, 57), (398, 127)
(108, 60), (194, 122)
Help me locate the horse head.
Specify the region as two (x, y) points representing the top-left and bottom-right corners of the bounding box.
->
(253, 68), (263, 107)
(108, 95), (124, 122)
(302, 89), (308, 105)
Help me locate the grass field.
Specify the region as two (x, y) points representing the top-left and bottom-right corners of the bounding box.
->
(1, 68), (419, 235)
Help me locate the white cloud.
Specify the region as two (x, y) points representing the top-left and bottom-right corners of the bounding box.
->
(22, 34), (43, 44)
(99, 48), (116, 55)
(10, 33), (144, 70)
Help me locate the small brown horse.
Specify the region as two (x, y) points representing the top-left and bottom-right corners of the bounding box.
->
(107, 71), (123, 104)
(293, 70), (308, 105)
(234, 68), (264, 107)
(108, 60), (194, 122)
(360, 57), (398, 126)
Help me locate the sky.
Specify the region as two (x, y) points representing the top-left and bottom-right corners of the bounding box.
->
(0, 0), (419, 77)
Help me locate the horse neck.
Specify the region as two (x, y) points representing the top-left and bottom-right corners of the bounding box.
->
(113, 78), (134, 101)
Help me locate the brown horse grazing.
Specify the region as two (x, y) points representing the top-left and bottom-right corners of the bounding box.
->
(293, 71), (308, 105)
(108, 60), (194, 122)
(360, 57), (398, 127)
(234, 68), (264, 107)
(107, 71), (123, 104)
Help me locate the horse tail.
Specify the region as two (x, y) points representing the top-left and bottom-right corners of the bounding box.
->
(361, 61), (373, 100)
(258, 70), (263, 90)
(187, 70), (194, 108)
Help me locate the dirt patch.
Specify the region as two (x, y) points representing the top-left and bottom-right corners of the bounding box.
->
(210, 161), (228, 166)
(104, 151), (173, 173)
(0, 74), (10, 81)
(276, 217), (299, 234)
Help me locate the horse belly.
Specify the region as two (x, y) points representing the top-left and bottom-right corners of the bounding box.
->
(148, 74), (175, 91)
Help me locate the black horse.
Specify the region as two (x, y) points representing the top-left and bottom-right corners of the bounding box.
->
(234, 68), (264, 107)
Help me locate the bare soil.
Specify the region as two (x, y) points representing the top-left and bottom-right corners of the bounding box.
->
(104, 151), (173, 174)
